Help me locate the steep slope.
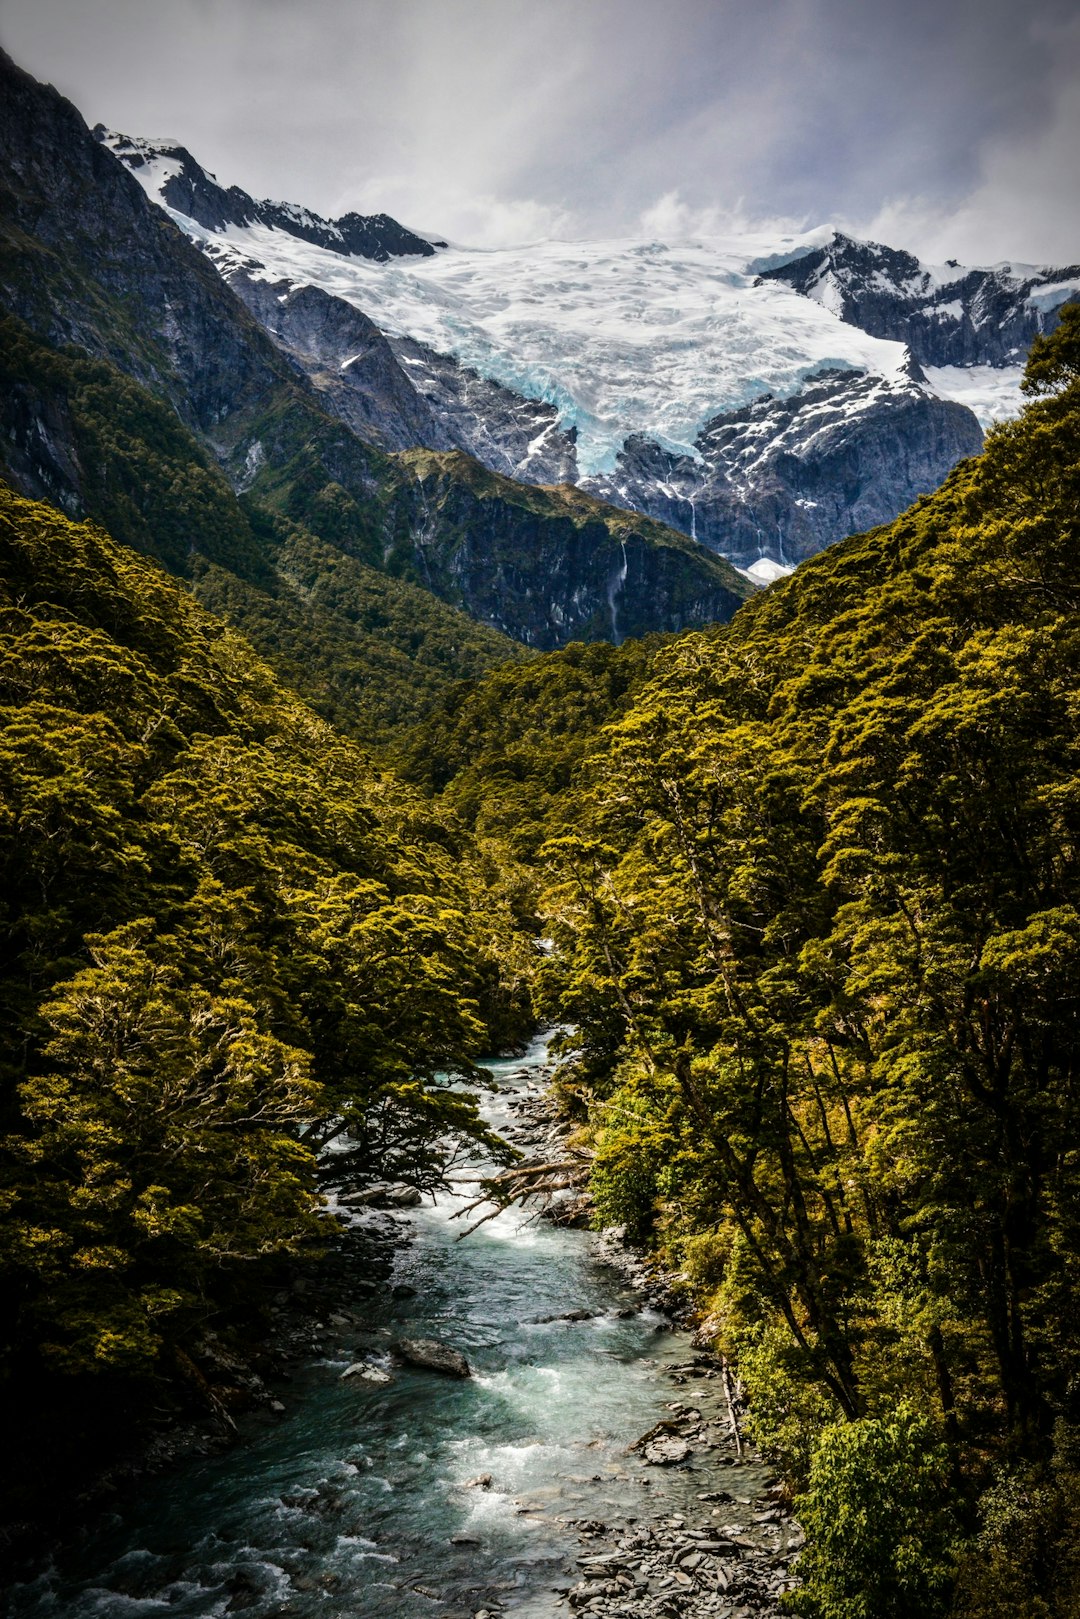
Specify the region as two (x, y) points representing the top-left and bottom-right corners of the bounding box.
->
(101, 128), (1079, 577)
(0, 51), (746, 665)
(0, 312), (526, 740)
(94, 129), (1001, 573)
(395, 308), (1080, 1619)
(95, 127), (443, 260)
(756, 229), (1080, 368)
(585, 362), (982, 570)
(0, 480), (531, 1520)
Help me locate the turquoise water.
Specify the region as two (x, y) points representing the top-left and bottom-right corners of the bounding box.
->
(11, 1035), (762, 1619)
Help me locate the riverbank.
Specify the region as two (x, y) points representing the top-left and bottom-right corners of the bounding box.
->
(6, 1032), (802, 1619)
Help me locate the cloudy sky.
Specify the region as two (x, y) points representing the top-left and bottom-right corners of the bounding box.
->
(4, 0), (1079, 262)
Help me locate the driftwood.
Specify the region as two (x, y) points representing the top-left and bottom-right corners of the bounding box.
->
(448, 1154), (590, 1238)
(720, 1355), (744, 1458)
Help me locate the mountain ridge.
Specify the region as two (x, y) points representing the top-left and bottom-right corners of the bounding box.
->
(95, 123), (1073, 572)
(95, 126), (445, 262)
(0, 50), (748, 680)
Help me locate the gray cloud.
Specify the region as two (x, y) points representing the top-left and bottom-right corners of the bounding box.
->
(3, 0), (1078, 261)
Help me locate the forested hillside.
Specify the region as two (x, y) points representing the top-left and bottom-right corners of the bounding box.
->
(0, 483), (535, 1518)
(402, 307), (1080, 1618)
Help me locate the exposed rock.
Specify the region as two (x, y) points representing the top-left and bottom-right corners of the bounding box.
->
(756, 230), (1080, 368)
(0, 53), (750, 660)
(390, 334), (580, 486)
(340, 1362), (393, 1384)
(226, 272), (453, 454)
(584, 366), (983, 570)
(339, 1182), (422, 1209)
(392, 1337), (471, 1378)
(379, 450), (750, 649)
(95, 127), (441, 261)
(643, 1434), (693, 1466)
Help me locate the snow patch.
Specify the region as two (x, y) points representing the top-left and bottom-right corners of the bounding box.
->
(924, 365), (1027, 429)
(740, 557), (796, 584)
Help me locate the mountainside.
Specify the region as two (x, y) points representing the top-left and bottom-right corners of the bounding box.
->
(0, 479), (535, 1517)
(96, 127), (443, 260)
(584, 362), (981, 570)
(95, 128), (1079, 574)
(403, 308), (1080, 1619)
(0, 51), (749, 679)
(756, 229), (1080, 368)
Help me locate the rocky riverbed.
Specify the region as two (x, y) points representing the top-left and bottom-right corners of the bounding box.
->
(7, 1033), (802, 1619)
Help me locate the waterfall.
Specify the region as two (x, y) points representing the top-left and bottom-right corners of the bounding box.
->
(607, 540), (629, 643)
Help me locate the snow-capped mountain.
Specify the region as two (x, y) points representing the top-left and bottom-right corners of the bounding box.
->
(95, 128), (443, 262)
(585, 360), (981, 570)
(0, 49), (748, 655)
(97, 128), (1080, 574)
(757, 231), (1080, 370)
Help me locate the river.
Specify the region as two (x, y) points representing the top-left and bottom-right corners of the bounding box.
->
(9, 1033), (776, 1619)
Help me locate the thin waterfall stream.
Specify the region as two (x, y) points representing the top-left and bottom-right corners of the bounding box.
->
(10, 1033), (789, 1619)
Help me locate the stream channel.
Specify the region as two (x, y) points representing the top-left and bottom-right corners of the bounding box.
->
(11, 1033), (779, 1619)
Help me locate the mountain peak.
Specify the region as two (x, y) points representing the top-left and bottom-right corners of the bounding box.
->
(94, 125), (443, 263)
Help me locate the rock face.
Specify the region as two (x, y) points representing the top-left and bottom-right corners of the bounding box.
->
(223, 269), (580, 483)
(392, 1338), (471, 1378)
(0, 50), (749, 653)
(94, 128), (442, 261)
(584, 364), (984, 569)
(93, 111), (1080, 580)
(225, 270), (451, 453)
(388, 335), (580, 486)
(382, 451), (748, 648)
(757, 231), (1080, 368)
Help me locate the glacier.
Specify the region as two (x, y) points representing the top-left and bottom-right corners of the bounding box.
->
(124, 183), (922, 477)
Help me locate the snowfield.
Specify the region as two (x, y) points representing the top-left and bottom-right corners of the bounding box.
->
(182, 214), (921, 476)
(109, 132), (1073, 476)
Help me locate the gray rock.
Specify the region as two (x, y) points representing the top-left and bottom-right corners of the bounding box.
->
(583, 365), (983, 571)
(757, 230), (1080, 368)
(393, 1337), (471, 1377)
(97, 127), (439, 262)
(642, 1435), (692, 1466)
(340, 1362), (392, 1384)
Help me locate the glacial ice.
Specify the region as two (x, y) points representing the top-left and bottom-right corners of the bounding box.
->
(146, 202), (918, 477)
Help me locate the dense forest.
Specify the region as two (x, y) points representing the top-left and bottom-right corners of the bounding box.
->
(411, 306), (1080, 1618)
(0, 482), (537, 1517)
(3, 283), (1080, 1616)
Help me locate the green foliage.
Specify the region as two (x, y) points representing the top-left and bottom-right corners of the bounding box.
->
(0, 484), (530, 1389)
(590, 1087), (677, 1241)
(0, 315), (526, 743)
(1021, 301), (1080, 396)
(790, 1407), (959, 1619)
(507, 297), (1080, 1615)
(951, 1432), (1080, 1619)
(392, 635), (666, 856)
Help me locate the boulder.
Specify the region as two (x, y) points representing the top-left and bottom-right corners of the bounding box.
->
(340, 1362), (392, 1384)
(393, 1337), (471, 1378)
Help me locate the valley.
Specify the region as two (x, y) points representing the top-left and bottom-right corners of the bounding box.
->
(2, 28), (1080, 1619)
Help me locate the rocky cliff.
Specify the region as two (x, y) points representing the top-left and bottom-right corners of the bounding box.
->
(584, 364), (983, 569)
(94, 128), (442, 261)
(0, 50), (747, 661)
(756, 232), (1080, 369)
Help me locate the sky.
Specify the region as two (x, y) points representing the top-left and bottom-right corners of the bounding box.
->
(3, 0), (1079, 263)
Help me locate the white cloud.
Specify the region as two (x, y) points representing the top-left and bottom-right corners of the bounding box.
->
(4, 0), (1079, 264)
(638, 189), (810, 244)
(341, 175), (576, 249)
